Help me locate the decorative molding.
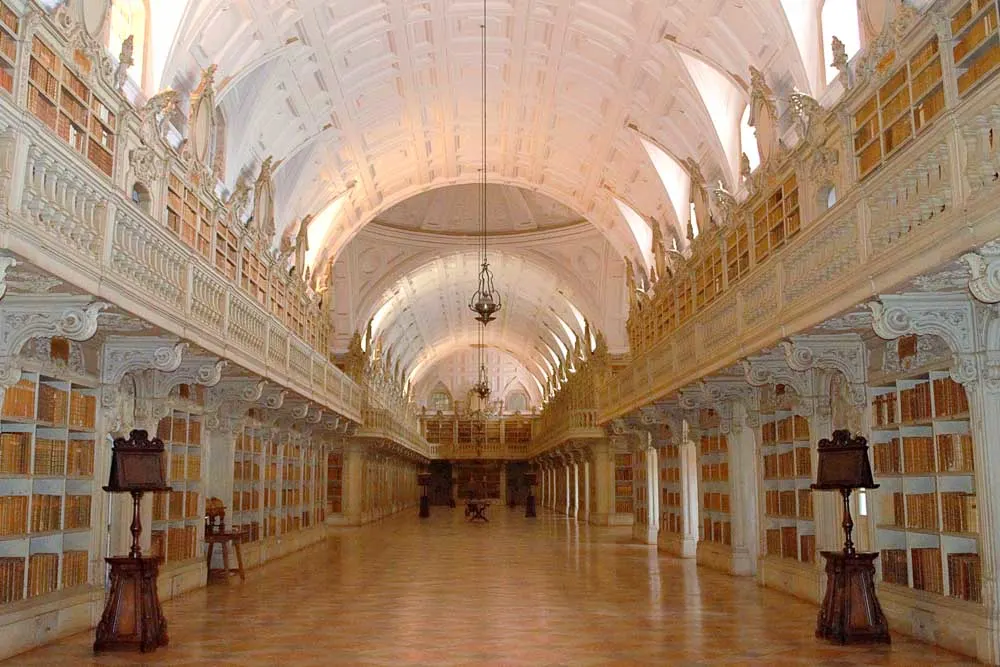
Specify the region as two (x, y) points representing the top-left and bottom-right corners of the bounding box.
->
(205, 378), (267, 413)
(0, 295), (107, 386)
(100, 336), (187, 386)
(868, 293), (990, 385)
(781, 334), (868, 406)
(0, 255), (15, 300)
(153, 356), (226, 396)
(963, 243), (1000, 303)
(741, 353), (822, 415)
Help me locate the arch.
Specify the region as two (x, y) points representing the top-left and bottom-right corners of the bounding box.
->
(740, 104), (760, 173)
(779, 0), (823, 95)
(308, 174), (638, 279)
(129, 181), (151, 214)
(820, 0), (861, 87)
(504, 385), (530, 414)
(108, 0), (150, 92)
(675, 50), (747, 187)
(427, 382), (453, 413)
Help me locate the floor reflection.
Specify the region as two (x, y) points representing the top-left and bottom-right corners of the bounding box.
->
(5, 506), (975, 666)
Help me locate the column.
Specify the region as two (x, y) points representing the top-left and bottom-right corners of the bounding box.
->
(588, 438), (614, 525)
(727, 402), (759, 577)
(572, 460), (580, 520)
(342, 442), (366, 526)
(582, 459), (591, 523)
(678, 433), (699, 558)
(499, 463), (507, 506)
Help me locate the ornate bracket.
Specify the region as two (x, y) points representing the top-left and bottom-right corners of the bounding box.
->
(782, 334), (868, 406)
(678, 378), (759, 431)
(0, 255), (15, 300)
(205, 378), (267, 413)
(0, 295), (107, 386)
(100, 336), (187, 386)
(152, 356), (226, 397)
(868, 293), (991, 385)
(962, 242), (1000, 304)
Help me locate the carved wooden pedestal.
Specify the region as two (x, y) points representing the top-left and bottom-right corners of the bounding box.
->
(93, 556), (169, 653)
(525, 494), (536, 518)
(816, 551), (890, 645)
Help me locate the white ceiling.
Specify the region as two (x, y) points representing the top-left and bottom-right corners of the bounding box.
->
(372, 184), (583, 235)
(330, 218), (624, 387)
(161, 0), (810, 389)
(164, 0), (809, 268)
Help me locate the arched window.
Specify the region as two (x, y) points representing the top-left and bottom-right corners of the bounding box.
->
(430, 389), (451, 413)
(130, 182), (151, 214)
(108, 0), (149, 90)
(505, 390), (528, 414)
(740, 105), (760, 173)
(821, 0), (861, 86)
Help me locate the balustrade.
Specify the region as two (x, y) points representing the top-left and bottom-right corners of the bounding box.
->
(593, 0), (1000, 426)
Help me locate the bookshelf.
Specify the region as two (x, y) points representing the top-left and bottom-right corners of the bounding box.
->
(264, 439), (280, 538)
(634, 448), (648, 527)
(26, 37), (116, 178)
(614, 452), (633, 515)
(232, 424), (319, 539)
(870, 369), (981, 602)
(327, 450), (343, 514)
(698, 409), (731, 546)
(952, 0), (1000, 96)
(0, 3), (18, 95)
(751, 174), (800, 263)
(150, 410), (203, 564)
(232, 425), (263, 542)
(760, 394), (815, 564)
(166, 173), (213, 260)
(0, 369), (97, 606)
(853, 36), (945, 179)
(660, 443), (683, 535)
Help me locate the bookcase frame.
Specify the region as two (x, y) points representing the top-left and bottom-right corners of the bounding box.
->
(0, 369), (98, 606)
(759, 394), (816, 565)
(852, 35), (945, 179)
(26, 36), (116, 178)
(659, 443), (683, 535)
(614, 451), (634, 515)
(0, 3), (18, 95)
(151, 406), (204, 565)
(326, 450), (343, 514)
(870, 364), (981, 603)
(698, 409), (732, 547)
(952, 0), (1000, 96)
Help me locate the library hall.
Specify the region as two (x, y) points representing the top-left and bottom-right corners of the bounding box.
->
(1, 0), (1000, 664)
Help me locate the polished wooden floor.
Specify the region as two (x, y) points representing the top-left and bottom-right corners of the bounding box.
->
(9, 508), (974, 665)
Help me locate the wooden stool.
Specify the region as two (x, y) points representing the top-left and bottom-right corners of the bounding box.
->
(204, 498), (246, 583)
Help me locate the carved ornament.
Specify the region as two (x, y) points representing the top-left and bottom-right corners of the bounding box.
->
(0, 295), (107, 387)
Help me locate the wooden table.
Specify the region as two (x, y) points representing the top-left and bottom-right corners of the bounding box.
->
(205, 531), (246, 583)
(465, 500), (489, 522)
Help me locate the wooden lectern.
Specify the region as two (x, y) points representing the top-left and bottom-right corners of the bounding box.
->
(524, 471), (537, 518)
(94, 430), (171, 653)
(811, 430), (890, 645)
(418, 472), (431, 518)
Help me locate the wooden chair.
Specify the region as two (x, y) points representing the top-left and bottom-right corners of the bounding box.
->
(204, 497), (246, 583)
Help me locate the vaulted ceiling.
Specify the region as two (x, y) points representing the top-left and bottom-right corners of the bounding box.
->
(160, 0), (812, 394)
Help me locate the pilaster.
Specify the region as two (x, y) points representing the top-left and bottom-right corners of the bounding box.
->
(587, 438), (614, 526)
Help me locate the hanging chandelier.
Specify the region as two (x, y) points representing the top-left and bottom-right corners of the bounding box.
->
(468, 0), (502, 326)
(471, 313), (491, 400)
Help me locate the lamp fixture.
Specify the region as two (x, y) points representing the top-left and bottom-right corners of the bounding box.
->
(468, 0), (502, 326)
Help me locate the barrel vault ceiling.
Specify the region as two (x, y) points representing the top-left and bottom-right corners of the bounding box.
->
(160, 0), (810, 393)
